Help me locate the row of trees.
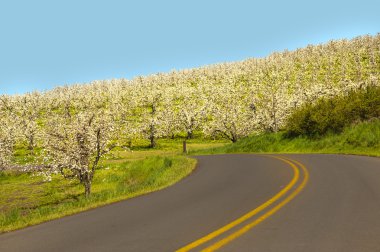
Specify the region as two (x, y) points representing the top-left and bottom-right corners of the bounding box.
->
(0, 34), (379, 195)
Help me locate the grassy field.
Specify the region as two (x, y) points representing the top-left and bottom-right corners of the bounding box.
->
(0, 139), (227, 233)
(191, 119), (380, 157)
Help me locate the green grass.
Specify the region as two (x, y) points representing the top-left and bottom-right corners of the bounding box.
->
(0, 155), (195, 233)
(191, 119), (380, 157)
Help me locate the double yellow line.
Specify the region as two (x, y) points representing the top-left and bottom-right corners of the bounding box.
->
(176, 156), (309, 252)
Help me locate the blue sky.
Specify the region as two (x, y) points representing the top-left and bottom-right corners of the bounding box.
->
(0, 0), (379, 95)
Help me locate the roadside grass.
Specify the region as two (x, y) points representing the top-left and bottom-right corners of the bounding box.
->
(0, 139), (227, 233)
(0, 155), (196, 233)
(191, 119), (380, 157)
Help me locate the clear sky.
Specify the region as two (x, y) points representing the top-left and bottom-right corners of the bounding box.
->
(0, 0), (379, 95)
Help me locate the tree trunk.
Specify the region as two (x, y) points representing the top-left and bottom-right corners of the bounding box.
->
(231, 132), (238, 143)
(84, 180), (91, 197)
(149, 124), (156, 148)
(187, 118), (196, 139)
(28, 135), (35, 155)
(149, 135), (156, 148)
(187, 131), (193, 139)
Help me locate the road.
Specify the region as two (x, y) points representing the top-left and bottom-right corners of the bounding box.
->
(1, 154), (380, 251)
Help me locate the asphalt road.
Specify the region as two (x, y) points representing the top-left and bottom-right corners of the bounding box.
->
(1, 154), (380, 252)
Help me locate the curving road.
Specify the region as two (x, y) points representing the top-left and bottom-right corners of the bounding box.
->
(1, 154), (380, 251)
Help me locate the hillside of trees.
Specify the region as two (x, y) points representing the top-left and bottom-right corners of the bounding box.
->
(0, 34), (379, 194)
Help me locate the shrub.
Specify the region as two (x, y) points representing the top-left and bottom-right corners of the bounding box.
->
(285, 85), (380, 138)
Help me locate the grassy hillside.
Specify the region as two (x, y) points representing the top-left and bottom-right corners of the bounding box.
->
(193, 119), (380, 156)
(194, 86), (380, 156)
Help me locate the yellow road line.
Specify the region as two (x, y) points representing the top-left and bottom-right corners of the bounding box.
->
(176, 156), (301, 252)
(201, 157), (309, 252)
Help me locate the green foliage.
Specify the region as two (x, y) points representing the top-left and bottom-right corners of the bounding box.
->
(285, 85), (380, 138)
